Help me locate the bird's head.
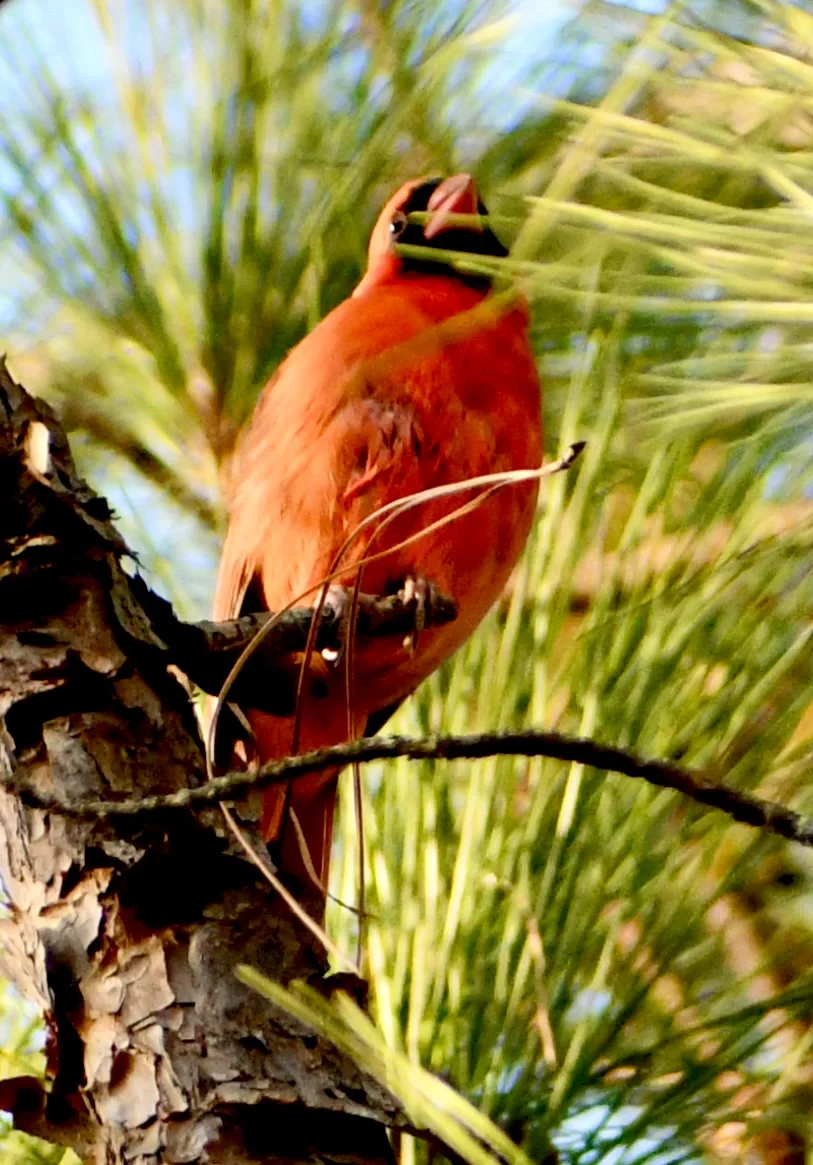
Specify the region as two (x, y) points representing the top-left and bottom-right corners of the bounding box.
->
(355, 173), (508, 296)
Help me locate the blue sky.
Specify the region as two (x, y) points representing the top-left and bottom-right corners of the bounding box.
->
(0, 6), (728, 1161)
(0, 0), (578, 617)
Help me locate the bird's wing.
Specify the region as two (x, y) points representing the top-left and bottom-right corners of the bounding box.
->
(213, 287), (467, 617)
(213, 280), (541, 717)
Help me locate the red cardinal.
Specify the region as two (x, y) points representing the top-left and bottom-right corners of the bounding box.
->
(213, 174), (542, 903)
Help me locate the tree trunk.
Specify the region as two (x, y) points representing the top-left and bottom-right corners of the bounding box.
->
(0, 362), (402, 1163)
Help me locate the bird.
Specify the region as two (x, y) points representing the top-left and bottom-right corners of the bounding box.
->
(212, 173), (543, 908)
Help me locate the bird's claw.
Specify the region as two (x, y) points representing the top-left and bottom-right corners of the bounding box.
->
(400, 573), (438, 653)
(319, 584), (354, 670)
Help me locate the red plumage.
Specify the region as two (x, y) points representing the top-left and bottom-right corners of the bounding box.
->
(212, 175), (543, 901)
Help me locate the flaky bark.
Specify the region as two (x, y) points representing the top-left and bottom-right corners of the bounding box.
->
(0, 362), (404, 1163)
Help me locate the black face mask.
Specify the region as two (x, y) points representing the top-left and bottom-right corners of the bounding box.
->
(390, 179), (508, 288)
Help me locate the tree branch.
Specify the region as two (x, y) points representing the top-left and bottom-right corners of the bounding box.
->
(132, 577), (456, 703)
(20, 728), (813, 850)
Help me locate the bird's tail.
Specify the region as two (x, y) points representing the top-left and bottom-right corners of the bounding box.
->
(261, 764), (340, 892)
(250, 704), (353, 901)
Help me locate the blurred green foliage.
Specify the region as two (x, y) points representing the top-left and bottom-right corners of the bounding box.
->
(2, 0), (813, 1161)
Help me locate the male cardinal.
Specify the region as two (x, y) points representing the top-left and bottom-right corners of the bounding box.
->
(213, 174), (542, 905)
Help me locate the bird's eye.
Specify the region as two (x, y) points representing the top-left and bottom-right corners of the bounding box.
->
(389, 211), (408, 239)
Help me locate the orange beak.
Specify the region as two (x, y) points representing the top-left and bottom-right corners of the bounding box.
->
(423, 173), (482, 241)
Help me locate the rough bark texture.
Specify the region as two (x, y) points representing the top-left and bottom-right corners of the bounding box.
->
(0, 363), (402, 1163)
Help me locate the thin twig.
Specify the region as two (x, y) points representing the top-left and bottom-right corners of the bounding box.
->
(203, 444), (587, 908)
(18, 729), (813, 849)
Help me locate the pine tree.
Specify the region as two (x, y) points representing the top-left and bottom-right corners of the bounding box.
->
(2, 1), (813, 1161)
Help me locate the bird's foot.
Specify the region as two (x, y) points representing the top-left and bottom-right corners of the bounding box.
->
(318, 584), (354, 670)
(399, 573), (440, 653)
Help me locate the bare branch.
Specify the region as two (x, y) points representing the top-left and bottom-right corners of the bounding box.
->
(134, 578), (457, 703)
(20, 729), (813, 850)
